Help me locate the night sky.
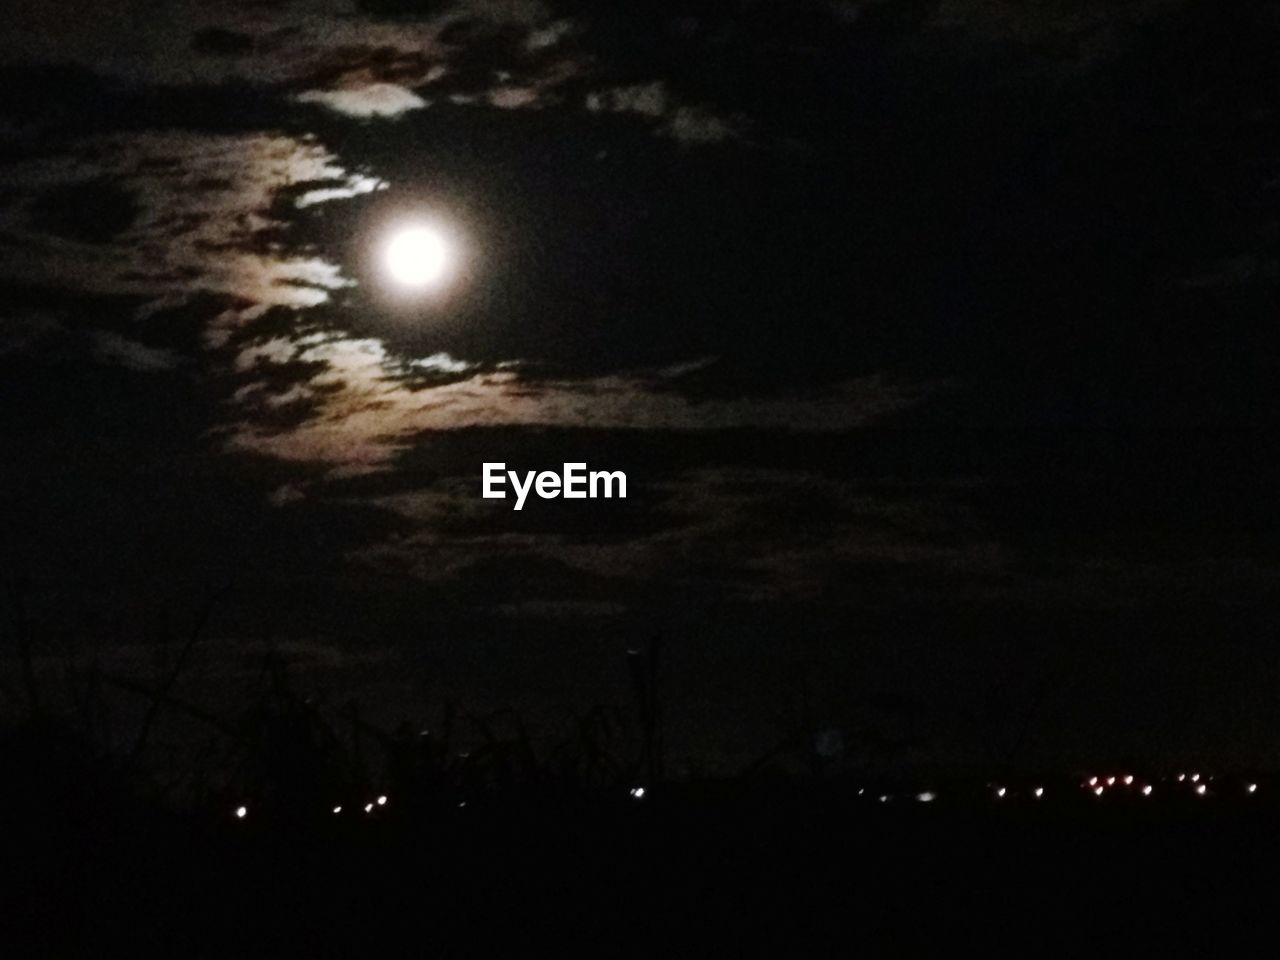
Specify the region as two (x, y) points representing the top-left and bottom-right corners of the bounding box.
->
(2, 0), (1279, 774)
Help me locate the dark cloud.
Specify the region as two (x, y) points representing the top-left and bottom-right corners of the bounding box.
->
(28, 178), (139, 244)
(190, 27), (257, 57)
(0, 311), (64, 356)
(89, 330), (184, 371)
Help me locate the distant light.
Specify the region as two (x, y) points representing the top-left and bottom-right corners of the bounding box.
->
(376, 795), (388, 806)
(879, 795), (890, 803)
(1106, 777), (1116, 786)
(1196, 784), (1207, 796)
(995, 787), (1007, 798)
(1177, 774), (1186, 782)
(857, 788), (865, 796)
(458, 801), (467, 808)
(1142, 785), (1153, 796)
(1191, 773), (1201, 783)
(332, 805), (342, 814)
(234, 805), (248, 819)
(1088, 777), (1098, 787)
(1248, 783), (1258, 794)
(364, 802), (374, 813)
(630, 786), (646, 799)
(384, 225), (450, 289)
(1033, 787), (1044, 798)
(916, 791), (937, 803)
(1094, 786), (1104, 797)
(1123, 775), (1134, 786)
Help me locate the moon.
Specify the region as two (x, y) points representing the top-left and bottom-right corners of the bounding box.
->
(384, 225), (450, 289)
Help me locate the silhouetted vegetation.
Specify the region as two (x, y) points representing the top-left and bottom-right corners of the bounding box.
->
(6, 587), (1280, 955)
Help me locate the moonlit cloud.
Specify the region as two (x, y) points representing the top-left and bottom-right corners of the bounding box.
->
(411, 352), (475, 374)
(662, 106), (746, 145)
(222, 329), (939, 476)
(487, 85), (542, 109)
(525, 18), (576, 51)
(1, 0), (451, 85)
(1, 0), (586, 125)
(587, 82), (669, 118)
(296, 175), (385, 208)
(0, 131), (362, 314)
(587, 80), (745, 144)
(297, 83), (428, 118)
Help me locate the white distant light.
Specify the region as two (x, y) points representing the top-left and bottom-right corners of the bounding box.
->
(1177, 774), (1186, 782)
(364, 802), (374, 813)
(1191, 773), (1201, 783)
(1033, 787), (1044, 798)
(1106, 777), (1116, 787)
(1248, 784), (1258, 794)
(1142, 785), (1153, 796)
(1196, 784), (1207, 796)
(1094, 786), (1104, 797)
(384, 224), (450, 288)
(235, 805), (247, 819)
(630, 786), (646, 799)
(916, 791), (937, 803)
(879, 795), (890, 803)
(332, 805), (342, 814)
(1123, 775), (1134, 786)
(1088, 777), (1099, 787)
(377, 795), (388, 806)
(995, 787), (1006, 798)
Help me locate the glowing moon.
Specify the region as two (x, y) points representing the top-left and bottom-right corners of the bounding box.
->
(384, 225), (449, 288)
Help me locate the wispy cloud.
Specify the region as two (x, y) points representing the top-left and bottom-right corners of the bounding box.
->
(0, 130), (363, 314)
(344, 465), (1001, 609)
(587, 80), (746, 144)
(90, 330), (184, 371)
(223, 328), (939, 475)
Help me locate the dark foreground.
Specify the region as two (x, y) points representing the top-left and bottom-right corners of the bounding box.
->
(6, 774), (1280, 957)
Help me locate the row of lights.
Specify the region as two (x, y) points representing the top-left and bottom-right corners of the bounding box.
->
(235, 778), (1262, 818)
(235, 794), (389, 820)
(869, 776), (1262, 806)
(993, 786), (1044, 799)
(1084, 773), (1260, 798)
(235, 787), (656, 820)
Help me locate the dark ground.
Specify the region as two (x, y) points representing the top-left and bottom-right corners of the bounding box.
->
(6, 767), (1280, 956)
